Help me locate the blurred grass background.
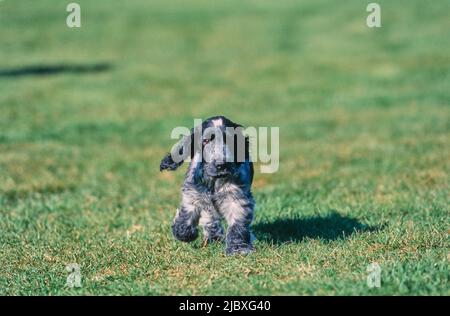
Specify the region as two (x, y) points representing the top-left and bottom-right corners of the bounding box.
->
(0, 0), (448, 295)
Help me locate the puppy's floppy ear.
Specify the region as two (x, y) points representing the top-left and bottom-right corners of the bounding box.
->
(231, 124), (251, 163)
(160, 152), (183, 171)
(160, 128), (199, 172)
(245, 135), (251, 161)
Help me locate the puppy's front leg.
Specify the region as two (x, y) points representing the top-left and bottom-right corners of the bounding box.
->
(172, 205), (200, 242)
(226, 220), (253, 255)
(218, 195), (255, 255)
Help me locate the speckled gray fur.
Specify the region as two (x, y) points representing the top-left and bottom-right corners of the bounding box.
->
(160, 116), (255, 255)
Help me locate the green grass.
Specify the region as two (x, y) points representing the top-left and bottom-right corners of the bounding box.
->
(0, 0), (449, 295)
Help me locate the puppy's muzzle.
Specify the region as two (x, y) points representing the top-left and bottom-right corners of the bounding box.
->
(207, 161), (231, 178)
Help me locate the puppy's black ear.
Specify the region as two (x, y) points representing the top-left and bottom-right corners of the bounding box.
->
(232, 125), (251, 163)
(245, 135), (254, 184)
(245, 136), (251, 161)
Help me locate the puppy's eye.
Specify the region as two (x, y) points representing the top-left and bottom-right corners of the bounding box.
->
(203, 134), (215, 145)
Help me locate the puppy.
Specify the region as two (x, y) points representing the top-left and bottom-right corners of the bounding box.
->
(160, 116), (255, 255)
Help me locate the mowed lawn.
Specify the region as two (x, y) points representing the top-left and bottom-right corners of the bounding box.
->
(0, 0), (449, 295)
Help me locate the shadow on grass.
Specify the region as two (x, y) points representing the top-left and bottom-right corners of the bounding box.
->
(254, 211), (382, 244)
(0, 63), (111, 77)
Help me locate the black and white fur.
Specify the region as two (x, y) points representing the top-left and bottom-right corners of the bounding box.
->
(160, 116), (255, 255)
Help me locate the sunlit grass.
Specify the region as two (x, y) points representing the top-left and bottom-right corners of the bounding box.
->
(0, 0), (448, 295)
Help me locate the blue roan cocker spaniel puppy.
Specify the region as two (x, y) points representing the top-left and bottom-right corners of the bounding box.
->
(160, 116), (255, 255)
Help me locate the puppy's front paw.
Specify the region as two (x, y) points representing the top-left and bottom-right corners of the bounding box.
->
(172, 222), (198, 242)
(225, 224), (254, 255)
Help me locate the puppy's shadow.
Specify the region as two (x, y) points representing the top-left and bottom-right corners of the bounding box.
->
(254, 211), (382, 244)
